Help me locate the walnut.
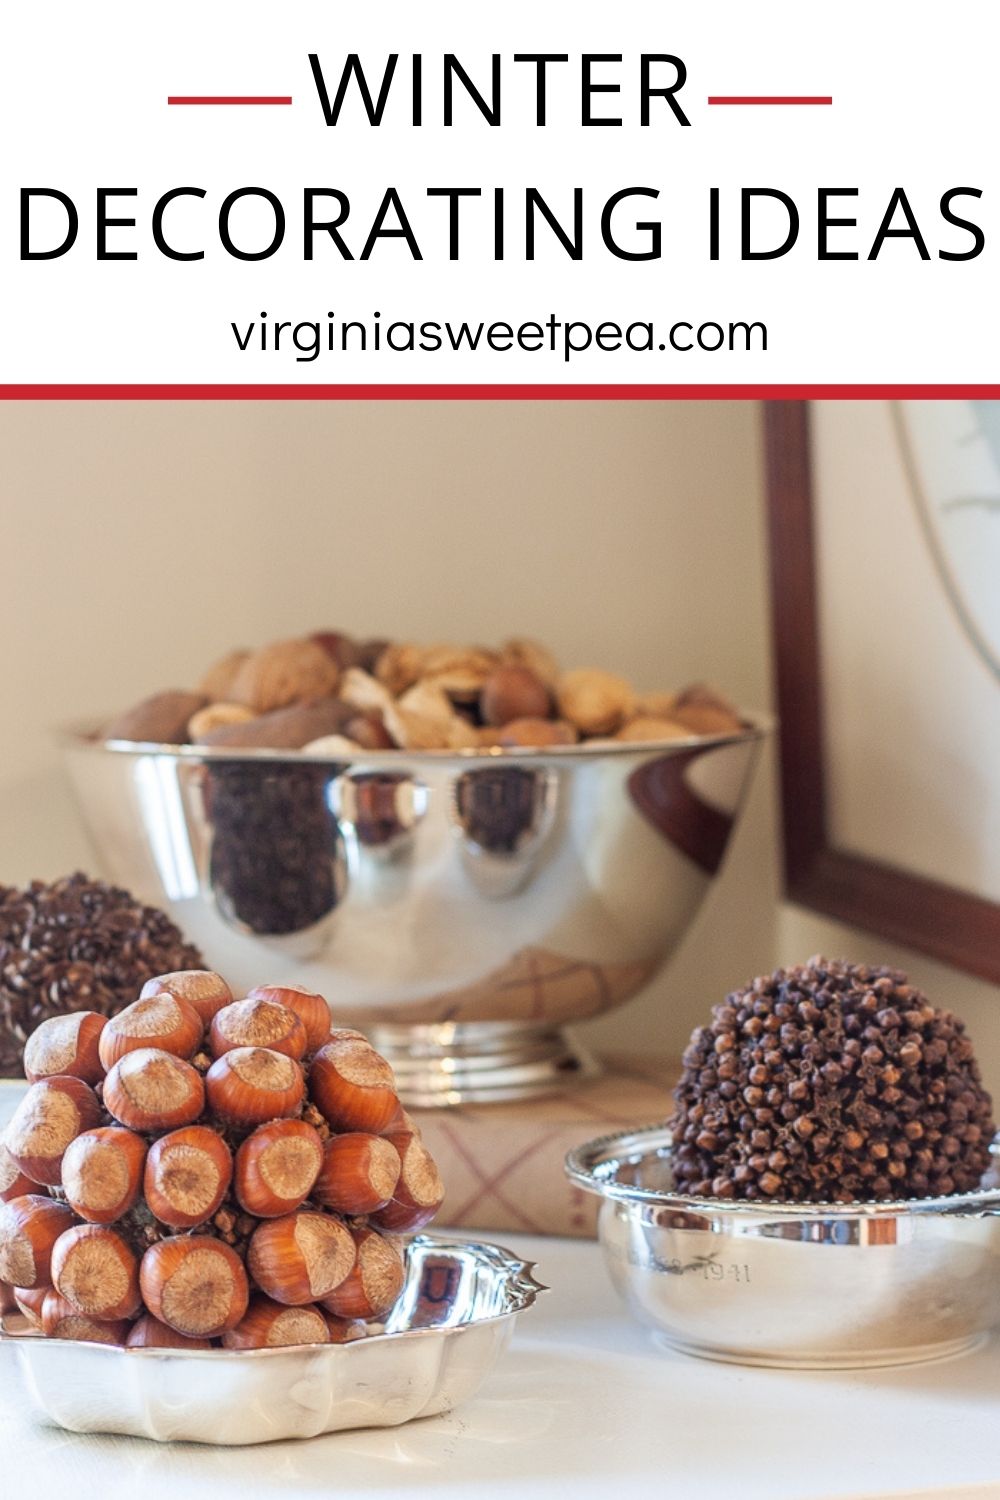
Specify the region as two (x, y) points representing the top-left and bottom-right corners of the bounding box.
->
(229, 638), (340, 714)
(374, 643), (426, 697)
(556, 669), (635, 736)
(421, 644), (498, 679)
(420, 645), (498, 703)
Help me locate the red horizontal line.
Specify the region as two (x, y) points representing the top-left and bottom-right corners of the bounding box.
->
(0, 385), (992, 402)
(708, 95), (831, 106)
(168, 96), (292, 106)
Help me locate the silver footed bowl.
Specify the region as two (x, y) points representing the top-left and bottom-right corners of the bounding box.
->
(60, 716), (767, 1105)
(0, 1234), (545, 1444)
(566, 1124), (1000, 1369)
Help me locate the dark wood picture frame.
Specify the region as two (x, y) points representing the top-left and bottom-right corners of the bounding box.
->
(764, 400), (1000, 984)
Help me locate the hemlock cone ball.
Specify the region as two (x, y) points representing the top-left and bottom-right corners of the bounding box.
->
(671, 957), (996, 1203)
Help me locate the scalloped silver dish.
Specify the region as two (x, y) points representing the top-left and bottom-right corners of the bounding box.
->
(0, 1234), (544, 1444)
(566, 1124), (1000, 1369)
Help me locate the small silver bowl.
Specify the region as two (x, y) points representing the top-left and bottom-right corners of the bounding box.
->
(566, 1124), (1000, 1369)
(0, 1234), (545, 1444)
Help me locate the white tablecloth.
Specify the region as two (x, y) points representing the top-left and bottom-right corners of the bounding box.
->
(2, 1228), (1000, 1500)
(2, 1084), (999, 1498)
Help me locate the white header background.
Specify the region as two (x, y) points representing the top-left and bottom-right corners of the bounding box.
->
(1, 0), (996, 383)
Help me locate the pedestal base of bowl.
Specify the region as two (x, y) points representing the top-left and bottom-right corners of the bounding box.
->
(369, 1020), (599, 1106)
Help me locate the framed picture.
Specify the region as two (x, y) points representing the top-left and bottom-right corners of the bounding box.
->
(764, 400), (1000, 983)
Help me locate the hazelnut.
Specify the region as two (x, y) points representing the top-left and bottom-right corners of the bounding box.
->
(246, 983), (331, 1052)
(61, 1126), (147, 1225)
(369, 1136), (445, 1233)
(5, 1076), (101, 1186)
(140, 1235), (249, 1338)
(0, 1142), (35, 1205)
(0, 1195), (77, 1288)
(140, 970), (233, 1027)
(99, 992), (204, 1070)
(205, 1047), (306, 1128)
(480, 666), (553, 727)
(499, 637), (560, 688)
(104, 690), (209, 745)
(144, 1126), (233, 1229)
(51, 1223), (142, 1322)
(320, 1227), (405, 1322)
(23, 1011), (107, 1086)
(322, 1312), (368, 1343)
(248, 1211), (356, 1306)
(230, 637), (341, 714)
(234, 1120), (324, 1219)
(41, 1292), (131, 1345)
(383, 1103), (419, 1145)
(210, 998), (308, 1062)
(126, 1313), (211, 1350)
(310, 1038), (399, 1134)
(103, 1049), (206, 1133)
(313, 1132), (401, 1216)
(556, 669), (635, 736)
(198, 648), (250, 701)
(13, 1284), (48, 1327)
(188, 702), (256, 741)
(222, 1295), (332, 1349)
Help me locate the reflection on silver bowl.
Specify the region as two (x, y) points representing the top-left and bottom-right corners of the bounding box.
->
(566, 1125), (1000, 1369)
(61, 717), (767, 1104)
(0, 1234), (545, 1444)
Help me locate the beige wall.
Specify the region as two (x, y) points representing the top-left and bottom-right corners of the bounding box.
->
(779, 906), (1000, 1099)
(3, 399), (995, 1085)
(0, 399), (778, 1060)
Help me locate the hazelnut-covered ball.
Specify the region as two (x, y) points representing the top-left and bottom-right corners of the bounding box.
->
(671, 957), (995, 1203)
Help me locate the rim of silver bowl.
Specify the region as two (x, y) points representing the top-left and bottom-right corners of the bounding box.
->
(57, 710), (773, 766)
(565, 1122), (1000, 1220)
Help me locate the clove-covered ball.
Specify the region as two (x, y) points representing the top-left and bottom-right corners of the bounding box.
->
(671, 957), (996, 1203)
(0, 874), (204, 1077)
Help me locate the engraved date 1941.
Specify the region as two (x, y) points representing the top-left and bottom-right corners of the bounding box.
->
(655, 1251), (751, 1284)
